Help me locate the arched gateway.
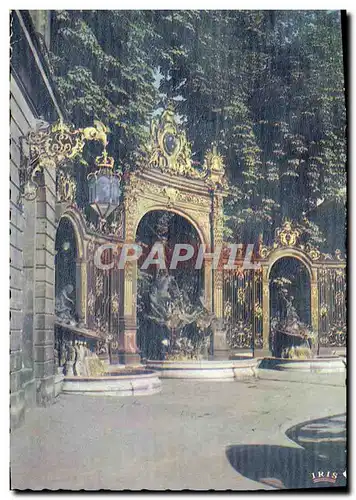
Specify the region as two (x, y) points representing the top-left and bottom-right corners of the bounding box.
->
(119, 105), (228, 363)
(26, 108), (346, 373)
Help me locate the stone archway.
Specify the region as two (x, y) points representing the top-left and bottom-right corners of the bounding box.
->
(135, 209), (205, 359)
(261, 247), (318, 351)
(118, 106), (228, 363)
(58, 209), (87, 326)
(119, 169), (224, 363)
(55, 218), (79, 324)
(269, 256), (312, 356)
(258, 222), (321, 352)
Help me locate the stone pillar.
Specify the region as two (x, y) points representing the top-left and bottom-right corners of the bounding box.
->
(258, 266), (272, 357)
(211, 193), (229, 359)
(118, 261), (140, 364)
(212, 266), (227, 359)
(10, 178), (26, 428)
(311, 272), (319, 339)
(33, 168), (56, 406)
(204, 256), (213, 311)
(119, 197), (141, 364)
(21, 197), (37, 409)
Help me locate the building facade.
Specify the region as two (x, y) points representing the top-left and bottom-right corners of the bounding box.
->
(10, 10), (346, 430)
(10, 10), (62, 428)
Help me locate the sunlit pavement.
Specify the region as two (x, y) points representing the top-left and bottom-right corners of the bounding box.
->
(10, 377), (346, 491)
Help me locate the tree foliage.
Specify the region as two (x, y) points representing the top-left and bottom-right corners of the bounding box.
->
(48, 10), (346, 251)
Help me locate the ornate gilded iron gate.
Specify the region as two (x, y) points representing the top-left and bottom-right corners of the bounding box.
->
(86, 238), (121, 351)
(318, 267), (346, 348)
(223, 267), (263, 350)
(223, 222), (346, 352)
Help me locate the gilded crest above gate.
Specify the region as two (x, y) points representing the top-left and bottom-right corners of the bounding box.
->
(258, 220), (345, 262)
(142, 104), (227, 188)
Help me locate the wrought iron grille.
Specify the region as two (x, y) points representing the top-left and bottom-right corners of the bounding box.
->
(223, 268), (263, 349)
(86, 241), (120, 341)
(318, 267), (346, 347)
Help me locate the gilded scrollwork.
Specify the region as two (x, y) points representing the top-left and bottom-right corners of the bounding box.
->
(95, 274), (104, 296)
(237, 288), (246, 305)
(111, 292), (120, 314)
(88, 291), (95, 316)
(143, 104), (201, 179)
(275, 220), (301, 247)
(254, 302), (263, 319)
(23, 120), (110, 200)
(203, 145), (228, 188)
(258, 220), (342, 265)
(320, 303), (329, 317)
(305, 244), (321, 261)
(87, 237), (96, 257)
(162, 187), (179, 208)
(57, 171), (77, 202)
(335, 249), (346, 261)
(141, 105), (227, 188)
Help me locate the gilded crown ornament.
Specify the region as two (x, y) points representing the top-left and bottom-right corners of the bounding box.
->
(95, 149), (115, 170)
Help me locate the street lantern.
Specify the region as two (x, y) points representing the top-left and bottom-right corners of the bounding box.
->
(87, 150), (121, 222)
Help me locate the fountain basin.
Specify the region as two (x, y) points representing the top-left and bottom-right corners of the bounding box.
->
(257, 356), (346, 373)
(62, 369), (162, 396)
(145, 359), (258, 380)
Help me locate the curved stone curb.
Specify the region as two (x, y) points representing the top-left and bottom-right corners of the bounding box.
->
(258, 356), (346, 374)
(62, 371), (162, 396)
(255, 368), (346, 387)
(54, 373), (64, 397)
(146, 359), (258, 380)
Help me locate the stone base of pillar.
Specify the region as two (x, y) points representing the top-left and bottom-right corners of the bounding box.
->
(213, 348), (231, 360)
(118, 316), (140, 365)
(118, 351), (142, 366)
(36, 375), (55, 406)
(10, 390), (26, 430)
(213, 322), (230, 360)
(254, 348), (272, 358)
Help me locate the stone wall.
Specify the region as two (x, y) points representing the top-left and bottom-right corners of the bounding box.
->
(10, 76), (30, 428)
(10, 75), (57, 428)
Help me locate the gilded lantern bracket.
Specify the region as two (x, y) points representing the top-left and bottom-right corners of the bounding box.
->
(20, 119), (112, 201)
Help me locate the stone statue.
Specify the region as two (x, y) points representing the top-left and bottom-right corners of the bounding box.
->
(59, 340), (67, 367)
(148, 274), (216, 360)
(65, 341), (76, 376)
(54, 347), (59, 371)
(74, 341), (84, 376)
(274, 290), (314, 359)
(285, 295), (299, 323)
(55, 284), (75, 324)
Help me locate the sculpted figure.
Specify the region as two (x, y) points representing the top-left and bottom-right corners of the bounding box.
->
(74, 341), (84, 376)
(65, 341), (76, 376)
(55, 284), (75, 324)
(54, 348), (59, 371)
(59, 340), (67, 367)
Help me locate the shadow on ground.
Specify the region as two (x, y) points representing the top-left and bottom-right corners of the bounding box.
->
(226, 413), (347, 490)
(286, 413), (346, 464)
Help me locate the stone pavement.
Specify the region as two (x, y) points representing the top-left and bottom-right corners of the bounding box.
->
(10, 377), (346, 491)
